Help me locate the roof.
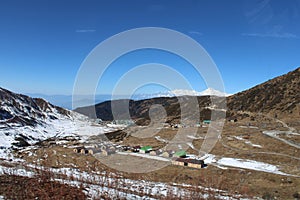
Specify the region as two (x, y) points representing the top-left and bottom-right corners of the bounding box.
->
(140, 146), (152, 151)
(174, 158), (204, 164)
(187, 159), (204, 164)
(174, 150), (186, 157)
(174, 157), (187, 162)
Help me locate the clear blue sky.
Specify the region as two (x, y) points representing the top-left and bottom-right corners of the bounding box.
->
(0, 0), (299, 95)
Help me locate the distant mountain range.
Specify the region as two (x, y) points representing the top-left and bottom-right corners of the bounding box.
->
(27, 88), (230, 110)
(132, 88), (230, 99)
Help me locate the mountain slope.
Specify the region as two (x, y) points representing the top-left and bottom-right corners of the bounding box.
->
(0, 87), (70, 126)
(0, 87), (115, 156)
(227, 67), (300, 118)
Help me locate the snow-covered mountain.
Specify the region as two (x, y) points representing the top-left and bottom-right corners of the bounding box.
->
(0, 87), (115, 158)
(198, 88), (231, 97)
(133, 88), (231, 99)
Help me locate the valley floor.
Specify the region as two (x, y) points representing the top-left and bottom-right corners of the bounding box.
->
(1, 116), (300, 199)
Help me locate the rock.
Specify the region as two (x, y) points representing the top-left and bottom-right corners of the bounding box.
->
(293, 192), (300, 199)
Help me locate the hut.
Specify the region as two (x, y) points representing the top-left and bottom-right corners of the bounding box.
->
(187, 159), (205, 169)
(203, 120), (211, 125)
(132, 145), (141, 153)
(172, 124), (183, 128)
(88, 148), (101, 155)
(100, 145), (107, 151)
(140, 146), (152, 154)
(73, 147), (83, 153)
(172, 158), (186, 166)
(101, 148), (116, 156)
(161, 151), (170, 158)
(122, 145), (131, 151)
(172, 158), (205, 169)
(228, 117), (238, 123)
(173, 150), (187, 158)
(161, 150), (174, 158)
(80, 148), (89, 154)
(109, 146), (116, 151)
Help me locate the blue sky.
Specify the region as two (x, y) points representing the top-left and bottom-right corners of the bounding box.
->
(0, 0), (299, 95)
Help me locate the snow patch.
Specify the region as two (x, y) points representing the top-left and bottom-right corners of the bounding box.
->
(201, 154), (290, 176)
(154, 136), (168, 143)
(217, 158), (288, 175)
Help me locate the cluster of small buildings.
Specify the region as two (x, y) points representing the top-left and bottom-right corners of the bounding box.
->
(73, 143), (117, 156)
(73, 143), (206, 169)
(171, 150), (205, 169)
(121, 145), (175, 158)
(169, 120), (212, 129)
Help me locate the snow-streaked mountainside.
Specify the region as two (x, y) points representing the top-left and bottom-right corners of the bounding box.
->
(0, 87), (115, 158)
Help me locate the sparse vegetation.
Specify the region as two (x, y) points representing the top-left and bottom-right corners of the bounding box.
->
(0, 173), (86, 199)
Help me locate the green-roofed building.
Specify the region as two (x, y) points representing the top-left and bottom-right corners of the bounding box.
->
(139, 146), (152, 154)
(173, 150), (187, 158)
(203, 120), (211, 124)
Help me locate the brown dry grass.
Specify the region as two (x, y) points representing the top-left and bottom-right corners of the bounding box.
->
(13, 117), (300, 199)
(0, 173), (86, 200)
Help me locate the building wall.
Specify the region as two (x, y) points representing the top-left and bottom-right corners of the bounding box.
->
(161, 152), (170, 158)
(172, 160), (184, 166)
(80, 149), (87, 154)
(73, 149), (79, 153)
(188, 163), (201, 169)
(102, 151), (108, 156)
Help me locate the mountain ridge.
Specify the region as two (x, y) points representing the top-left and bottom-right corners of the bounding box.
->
(227, 67), (300, 118)
(75, 67), (300, 123)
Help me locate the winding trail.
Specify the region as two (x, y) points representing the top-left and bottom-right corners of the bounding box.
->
(262, 130), (300, 149)
(220, 111), (300, 176)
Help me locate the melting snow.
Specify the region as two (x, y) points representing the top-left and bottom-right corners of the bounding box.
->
(217, 158), (288, 175)
(0, 112), (116, 159)
(154, 136), (168, 143)
(202, 154), (290, 176)
(233, 136), (262, 148)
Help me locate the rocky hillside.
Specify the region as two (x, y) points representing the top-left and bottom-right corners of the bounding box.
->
(0, 88), (115, 153)
(227, 67), (300, 118)
(0, 87), (70, 126)
(0, 87), (74, 149)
